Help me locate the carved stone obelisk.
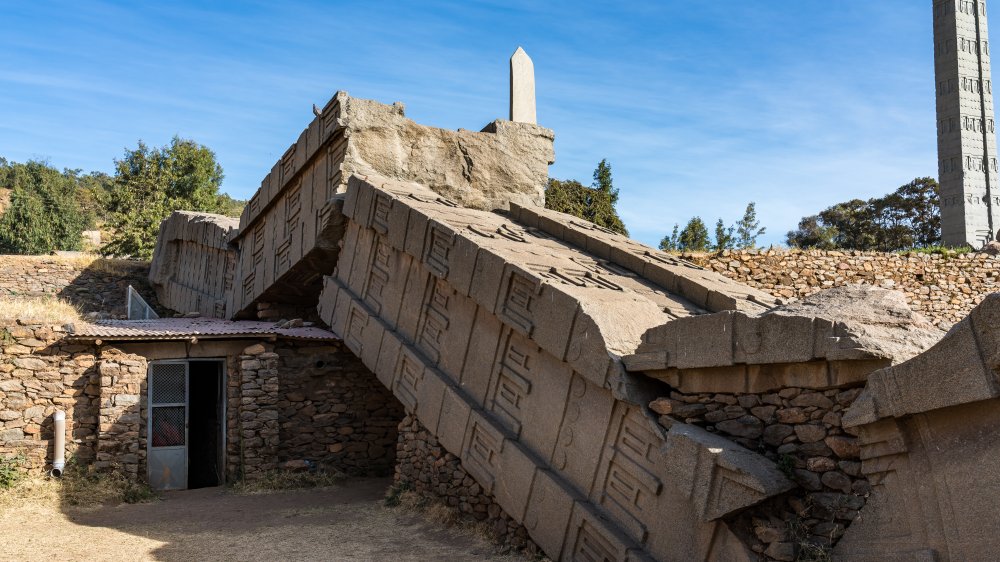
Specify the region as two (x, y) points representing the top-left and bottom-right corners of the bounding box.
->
(934, 0), (1000, 247)
(510, 47), (537, 124)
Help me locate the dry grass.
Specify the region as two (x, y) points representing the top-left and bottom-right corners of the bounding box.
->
(227, 470), (347, 495)
(0, 462), (157, 515)
(0, 295), (81, 324)
(58, 254), (147, 277)
(384, 485), (512, 556)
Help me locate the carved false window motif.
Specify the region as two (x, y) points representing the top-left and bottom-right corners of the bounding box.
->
(417, 280), (451, 362)
(393, 351), (423, 411)
(424, 226), (452, 278)
(365, 241), (392, 313)
(464, 419), (500, 493)
(490, 334), (534, 435)
(573, 521), (620, 562)
(500, 272), (537, 335)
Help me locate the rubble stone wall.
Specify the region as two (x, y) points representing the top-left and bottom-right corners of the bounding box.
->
(0, 324), (97, 471)
(394, 415), (541, 557)
(692, 249), (1000, 327)
(274, 341), (404, 476)
(1, 328), (402, 483)
(653, 386), (867, 559)
(0, 325), (149, 477)
(0, 255), (158, 318)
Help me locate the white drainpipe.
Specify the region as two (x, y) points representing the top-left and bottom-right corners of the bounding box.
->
(52, 410), (65, 477)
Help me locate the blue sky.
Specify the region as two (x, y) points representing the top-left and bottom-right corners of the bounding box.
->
(0, 1), (974, 247)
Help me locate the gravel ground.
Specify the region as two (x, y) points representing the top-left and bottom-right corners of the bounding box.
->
(0, 477), (527, 561)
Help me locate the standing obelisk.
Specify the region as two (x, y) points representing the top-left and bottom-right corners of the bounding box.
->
(510, 47), (537, 124)
(934, 0), (1000, 247)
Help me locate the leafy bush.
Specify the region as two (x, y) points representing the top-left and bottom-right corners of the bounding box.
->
(101, 138), (244, 259)
(0, 455), (25, 489)
(0, 159), (90, 254)
(546, 159), (628, 236)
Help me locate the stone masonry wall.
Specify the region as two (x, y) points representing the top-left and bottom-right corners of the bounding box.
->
(0, 324), (96, 471)
(94, 348), (148, 477)
(652, 386), (867, 561)
(690, 249), (1000, 328)
(3, 330), (400, 483)
(0, 324), (148, 477)
(394, 415), (541, 557)
(233, 344), (281, 480)
(0, 255), (159, 318)
(275, 341), (403, 476)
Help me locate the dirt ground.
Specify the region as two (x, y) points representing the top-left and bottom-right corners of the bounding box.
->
(0, 477), (528, 561)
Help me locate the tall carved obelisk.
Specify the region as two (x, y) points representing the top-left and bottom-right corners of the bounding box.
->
(510, 47), (537, 124)
(934, 0), (1000, 247)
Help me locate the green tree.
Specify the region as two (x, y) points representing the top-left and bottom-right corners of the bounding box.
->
(735, 202), (766, 249)
(786, 215), (837, 249)
(544, 159), (628, 236)
(787, 178), (940, 251)
(659, 224), (680, 251)
(102, 137), (240, 259)
(713, 218), (735, 251)
(0, 160), (89, 254)
(67, 169), (113, 229)
(678, 217), (710, 251)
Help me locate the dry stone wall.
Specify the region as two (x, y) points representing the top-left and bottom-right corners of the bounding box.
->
(0, 256), (158, 318)
(0, 327), (402, 484)
(314, 175), (832, 561)
(0, 324), (96, 471)
(275, 341), (403, 476)
(691, 249), (1000, 328)
(394, 415), (541, 556)
(652, 386), (868, 559)
(0, 324), (148, 476)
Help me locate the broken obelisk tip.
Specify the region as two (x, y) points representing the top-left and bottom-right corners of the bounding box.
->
(510, 46), (537, 124)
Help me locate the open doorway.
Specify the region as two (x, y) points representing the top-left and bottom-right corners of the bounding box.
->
(147, 359), (225, 490)
(188, 360), (224, 488)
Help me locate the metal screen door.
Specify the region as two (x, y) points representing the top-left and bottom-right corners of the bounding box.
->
(147, 361), (188, 490)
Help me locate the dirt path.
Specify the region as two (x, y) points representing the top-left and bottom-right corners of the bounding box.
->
(0, 478), (526, 561)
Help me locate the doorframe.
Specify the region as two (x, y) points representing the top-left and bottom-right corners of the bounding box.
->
(146, 359), (189, 490)
(146, 358), (228, 488)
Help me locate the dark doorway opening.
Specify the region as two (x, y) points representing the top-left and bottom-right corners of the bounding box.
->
(188, 360), (223, 489)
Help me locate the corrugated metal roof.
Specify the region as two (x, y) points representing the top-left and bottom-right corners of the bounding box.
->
(68, 318), (337, 341)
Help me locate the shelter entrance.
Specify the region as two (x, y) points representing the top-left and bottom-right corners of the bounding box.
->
(147, 359), (225, 491)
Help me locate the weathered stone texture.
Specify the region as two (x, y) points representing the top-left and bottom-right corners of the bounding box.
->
(653, 385), (869, 559)
(315, 175), (804, 561)
(833, 295), (1000, 559)
(691, 248), (1000, 328)
(933, 0), (1000, 247)
(0, 325), (149, 477)
(225, 92), (554, 319)
(0, 327), (404, 485)
(0, 324), (97, 471)
(139, 86), (1000, 560)
(148, 211), (239, 318)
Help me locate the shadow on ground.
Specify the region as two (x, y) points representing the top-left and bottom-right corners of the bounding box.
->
(4, 477), (522, 561)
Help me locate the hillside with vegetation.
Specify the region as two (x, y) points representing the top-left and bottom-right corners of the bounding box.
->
(0, 137), (245, 259)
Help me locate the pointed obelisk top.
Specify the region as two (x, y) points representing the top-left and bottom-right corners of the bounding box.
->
(510, 46), (536, 124)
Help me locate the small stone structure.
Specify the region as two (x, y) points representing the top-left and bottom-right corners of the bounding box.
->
(0, 319), (403, 483)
